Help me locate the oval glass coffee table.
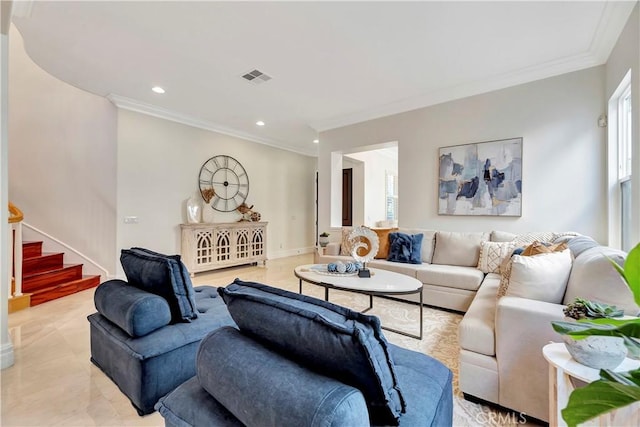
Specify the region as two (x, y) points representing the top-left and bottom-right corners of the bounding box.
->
(294, 264), (424, 339)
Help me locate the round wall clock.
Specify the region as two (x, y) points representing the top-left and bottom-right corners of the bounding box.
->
(198, 155), (249, 212)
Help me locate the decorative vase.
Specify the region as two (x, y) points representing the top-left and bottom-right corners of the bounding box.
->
(202, 200), (216, 223)
(319, 236), (329, 247)
(563, 335), (627, 369)
(186, 196), (201, 223)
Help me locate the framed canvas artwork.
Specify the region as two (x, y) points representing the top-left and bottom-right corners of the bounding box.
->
(438, 137), (522, 216)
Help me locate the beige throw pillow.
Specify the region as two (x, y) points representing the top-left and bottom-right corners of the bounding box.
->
(502, 249), (572, 304)
(432, 231), (489, 267)
(477, 241), (515, 274)
(497, 258), (514, 298)
(340, 227), (353, 256)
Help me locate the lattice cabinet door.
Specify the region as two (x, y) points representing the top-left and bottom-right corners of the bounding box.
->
(195, 229), (214, 267)
(181, 222), (268, 274)
(251, 226), (265, 258)
(214, 227), (232, 263)
(235, 227), (251, 260)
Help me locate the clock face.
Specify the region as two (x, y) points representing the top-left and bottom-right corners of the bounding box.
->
(198, 155), (249, 212)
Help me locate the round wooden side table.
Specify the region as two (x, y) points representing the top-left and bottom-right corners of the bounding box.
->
(543, 342), (640, 426)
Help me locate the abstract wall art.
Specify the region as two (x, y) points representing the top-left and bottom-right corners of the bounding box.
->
(438, 138), (522, 216)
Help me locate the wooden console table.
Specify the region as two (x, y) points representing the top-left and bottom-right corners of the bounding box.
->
(180, 222), (267, 275)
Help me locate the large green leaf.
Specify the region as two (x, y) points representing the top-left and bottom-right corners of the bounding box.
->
(622, 336), (640, 359)
(551, 318), (640, 356)
(560, 243), (640, 426)
(562, 368), (640, 427)
(552, 318), (640, 337)
(600, 369), (640, 386)
(608, 243), (640, 307)
(624, 243), (640, 306)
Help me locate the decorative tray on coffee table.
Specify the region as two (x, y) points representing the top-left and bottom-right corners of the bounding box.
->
(307, 264), (359, 277)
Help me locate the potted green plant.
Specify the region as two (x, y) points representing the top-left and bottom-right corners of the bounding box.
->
(550, 242), (640, 426)
(319, 232), (330, 247)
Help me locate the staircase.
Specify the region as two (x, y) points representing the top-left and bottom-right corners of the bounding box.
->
(22, 241), (101, 306)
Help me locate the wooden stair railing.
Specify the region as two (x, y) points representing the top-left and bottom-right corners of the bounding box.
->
(8, 202), (23, 223)
(8, 203), (101, 309)
(8, 202), (29, 312)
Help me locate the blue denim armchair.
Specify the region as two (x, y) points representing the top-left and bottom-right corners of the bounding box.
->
(156, 280), (453, 426)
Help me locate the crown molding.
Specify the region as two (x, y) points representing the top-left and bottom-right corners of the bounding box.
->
(106, 94), (318, 157)
(589, 1), (637, 64)
(311, 2), (636, 133)
(310, 52), (598, 132)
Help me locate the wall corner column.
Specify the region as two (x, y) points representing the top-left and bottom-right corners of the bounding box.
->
(1, 0), (15, 370)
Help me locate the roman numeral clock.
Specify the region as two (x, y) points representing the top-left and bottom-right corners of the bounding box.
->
(198, 155), (249, 212)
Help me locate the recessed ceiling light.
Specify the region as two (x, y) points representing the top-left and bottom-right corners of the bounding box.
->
(256, 121), (265, 126)
(151, 86), (165, 94)
(313, 139), (319, 144)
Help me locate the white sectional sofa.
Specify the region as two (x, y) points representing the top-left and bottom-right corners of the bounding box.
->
(317, 229), (510, 312)
(316, 228), (638, 422)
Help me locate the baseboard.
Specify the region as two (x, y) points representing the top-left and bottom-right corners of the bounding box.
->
(8, 294), (31, 313)
(0, 341), (14, 369)
(270, 246), (315, 259)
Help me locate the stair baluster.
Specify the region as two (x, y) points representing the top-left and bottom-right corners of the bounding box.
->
(8, 202), (23, 298)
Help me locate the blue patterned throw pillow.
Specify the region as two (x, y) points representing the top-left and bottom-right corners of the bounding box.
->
(387, 232), (423, 264)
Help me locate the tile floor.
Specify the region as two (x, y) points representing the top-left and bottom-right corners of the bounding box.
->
(2, 253), (517, 426)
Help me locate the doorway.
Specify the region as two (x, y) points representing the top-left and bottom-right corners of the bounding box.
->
(342, 168), (353, 226)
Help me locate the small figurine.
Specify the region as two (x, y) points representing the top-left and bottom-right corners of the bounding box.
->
(236, 202), (254, 221)
(236, 202), (261, 222)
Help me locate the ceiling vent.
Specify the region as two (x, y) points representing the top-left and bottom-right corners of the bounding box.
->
(241, 69), (272, 85)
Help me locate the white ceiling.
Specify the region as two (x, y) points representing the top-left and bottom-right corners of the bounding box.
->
(11, 1), (637, 157)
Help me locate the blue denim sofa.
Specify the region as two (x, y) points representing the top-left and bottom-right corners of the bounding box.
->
(87, 247), (237, 415)
(156, 280), (453, 426)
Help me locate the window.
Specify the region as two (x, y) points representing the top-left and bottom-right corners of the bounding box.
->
(609, 70), (632, 251)
(618, 84), (632, 251)
(385, 171), (398, 221)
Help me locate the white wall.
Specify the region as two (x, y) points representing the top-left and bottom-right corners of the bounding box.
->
(319, 66), (609, 242)
(605, 3), (639, 247)
(116, 109), (317, 277)
(347, 149), (397, 226)
(8, 27), (118, 274)
(9, 26), (317, 278)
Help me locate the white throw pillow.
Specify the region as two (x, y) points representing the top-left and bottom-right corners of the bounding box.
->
(477, 241), (515, 274)
(563, 246), (639, 315)
(432, 231), (489, 267)
(504, 249), (572, 304)
(512, 231), (557, 247)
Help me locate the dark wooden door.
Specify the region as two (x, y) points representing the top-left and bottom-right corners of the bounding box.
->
(342, 168), (353, 226)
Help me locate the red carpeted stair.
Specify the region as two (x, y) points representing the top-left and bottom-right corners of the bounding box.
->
(22, 241), (100, 306)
